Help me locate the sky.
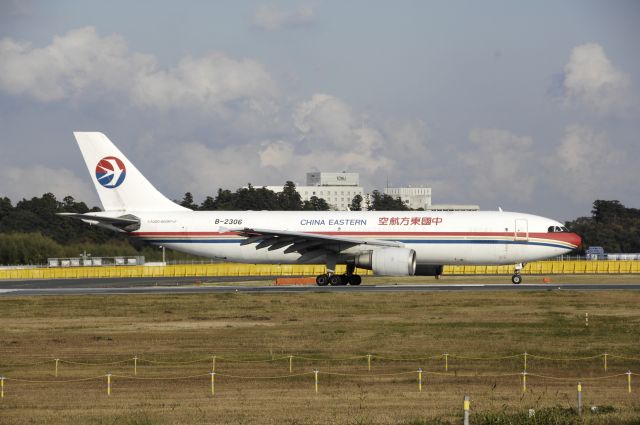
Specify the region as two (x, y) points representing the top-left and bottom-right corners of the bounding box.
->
(0, 0), (638, 220)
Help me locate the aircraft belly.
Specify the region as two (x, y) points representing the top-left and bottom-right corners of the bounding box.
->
(412, 242), (566, 265)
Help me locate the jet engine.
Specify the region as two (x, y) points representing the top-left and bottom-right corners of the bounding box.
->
(355, 248), (416, 276)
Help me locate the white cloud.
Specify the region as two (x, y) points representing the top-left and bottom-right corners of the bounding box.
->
(549, 124), (626, 201)
(461, 128), (536, 200)
(259, 140), (295, 168)
(251, 3), (315, 30)
(563, 43), (631, 115)
(0, 165), (97, 205)
(293, 93), (354, 144)
(292, 94), (392, 173)
(163, 143), (264, 197)
(130, 53), (276, 112)
(0, 27), (276, 113)
(159, 93), (401, 201)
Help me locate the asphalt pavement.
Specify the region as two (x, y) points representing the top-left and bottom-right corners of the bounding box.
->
(1, 277), (639, 296)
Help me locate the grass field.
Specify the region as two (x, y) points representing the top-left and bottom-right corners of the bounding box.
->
(0, 276), (639, 424)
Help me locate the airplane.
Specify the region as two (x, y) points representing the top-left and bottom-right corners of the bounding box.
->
(60, 132), (582, 285)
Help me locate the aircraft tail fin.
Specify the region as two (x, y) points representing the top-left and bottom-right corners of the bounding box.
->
(74, 132), (188, 212)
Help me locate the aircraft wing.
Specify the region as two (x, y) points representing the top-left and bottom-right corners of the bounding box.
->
(230, 227), (402, 260)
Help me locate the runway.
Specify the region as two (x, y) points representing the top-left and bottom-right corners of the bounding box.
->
(1, 277), (639, 296)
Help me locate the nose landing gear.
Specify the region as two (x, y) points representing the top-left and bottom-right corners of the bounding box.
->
(511, 263), (524, 284)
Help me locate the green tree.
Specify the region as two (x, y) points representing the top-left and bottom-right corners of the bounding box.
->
(233, 185), (279, 210)
(303, 196), (330, 211)
(180, 192), (197, 210)
(278, 181), (303, 210)
(0, 197), (13, 221)
(199, 196), (217, 210)
(367, 190), (409, 211)
(349, 194), (363, 211)
(566, 200), (640, 253)
(210, 189), (236, 210)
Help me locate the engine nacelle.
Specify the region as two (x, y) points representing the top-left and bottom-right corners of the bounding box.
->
(355, 248), (416, 276)
(414, 264), (444, 276)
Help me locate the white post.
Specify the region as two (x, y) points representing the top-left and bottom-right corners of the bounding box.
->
(577, 382), (582, 416)
(463, 395), (470, 425)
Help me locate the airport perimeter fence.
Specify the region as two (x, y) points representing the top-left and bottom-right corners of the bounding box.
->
(1, 352), (638, 399)
(1, 260), (640, 280)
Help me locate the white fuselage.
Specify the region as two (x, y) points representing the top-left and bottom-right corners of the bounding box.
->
(126, 210), (580, 266)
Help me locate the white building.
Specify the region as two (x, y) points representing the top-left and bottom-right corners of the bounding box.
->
(266, 172), (363, 211)
(306, 172), (359, 187)
(383, 186), (479, 211)
(384, 186), (432, 210)
(426, 204), (479, 211)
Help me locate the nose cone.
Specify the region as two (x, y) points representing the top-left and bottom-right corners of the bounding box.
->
(567, 232), (582, 249)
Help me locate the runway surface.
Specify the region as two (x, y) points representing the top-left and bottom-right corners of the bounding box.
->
(1, 277), (639, 296)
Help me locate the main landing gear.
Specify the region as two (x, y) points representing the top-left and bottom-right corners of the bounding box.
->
(316, 264), (362, 286)
(511, 263), (524, 284)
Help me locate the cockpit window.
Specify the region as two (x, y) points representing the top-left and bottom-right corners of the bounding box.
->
(548, 225), (569, 233)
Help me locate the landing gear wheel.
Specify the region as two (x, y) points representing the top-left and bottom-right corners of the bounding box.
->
(329, 274), (344, 286)
(316, 274), (329, 286)
(511, 274), (522, 285)
(350, 275), (362, 286)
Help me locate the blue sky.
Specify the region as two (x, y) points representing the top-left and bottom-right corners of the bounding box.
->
(0, 0), (638, 219)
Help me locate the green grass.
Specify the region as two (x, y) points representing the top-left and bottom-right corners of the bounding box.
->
(0, 281), (639, 424)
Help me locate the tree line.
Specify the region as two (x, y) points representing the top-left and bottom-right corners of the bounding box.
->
(176, 182), (409, 212)
(564, 200), (640, 253)
(1, 180), (637, 264)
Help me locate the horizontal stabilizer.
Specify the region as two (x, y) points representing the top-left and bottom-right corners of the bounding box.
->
(58, 213), (141, 232)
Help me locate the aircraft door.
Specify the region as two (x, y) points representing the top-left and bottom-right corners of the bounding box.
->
(514, 219), (529, 241)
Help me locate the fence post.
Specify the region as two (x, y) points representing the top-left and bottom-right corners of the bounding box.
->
(107, 373), (112, 396)
(577, 382), (582, 416)
(210, 372), (215, 396)
(134, 356), (138, 376)
(289, 355), (293, 373)
(463, 395), (470, 425)
(521, 371), (527, 393)
(55, 358), (59, 377)
(212, 355), (216, 373)
(444, 353), (448, 372)
(1, 376), (4, 398)
(627, 371), (632, 393)
(524, 352), (527, 371)
(418, 368), (423, 392)
(314, 369), (319, 394)
(604, 353), (608, 372)
(367, 354), (372, 372)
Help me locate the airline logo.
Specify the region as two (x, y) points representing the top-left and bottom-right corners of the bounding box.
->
(95, 156), (126, 188)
